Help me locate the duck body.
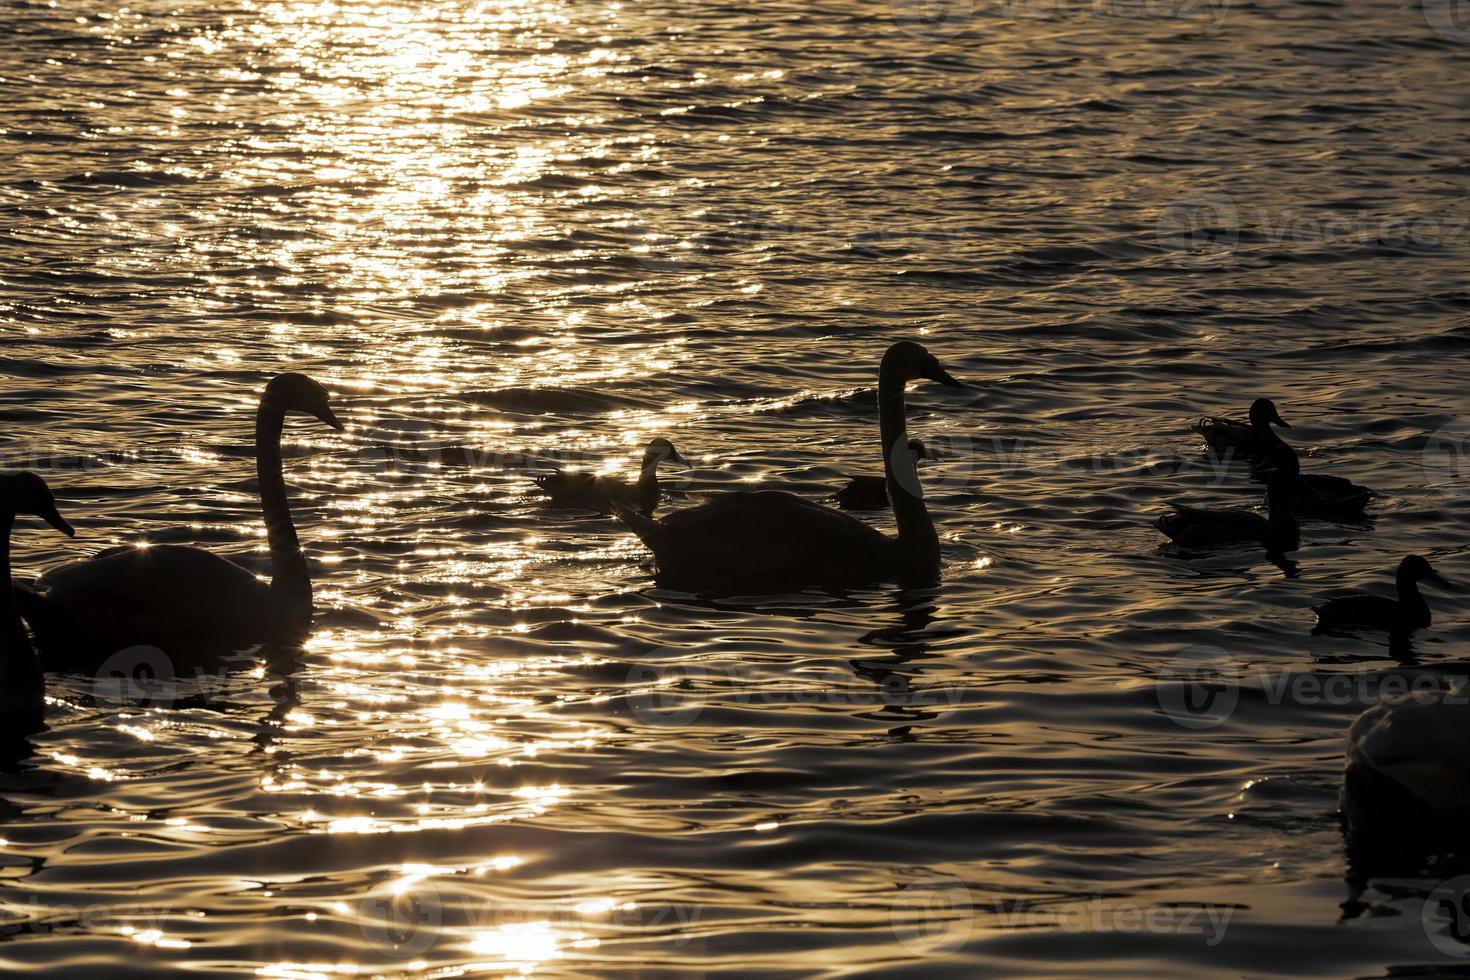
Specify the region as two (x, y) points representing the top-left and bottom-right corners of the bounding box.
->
(1155, 473), (1298, 553)
(22, 373), (342, 670)
(1313, 555), (1449, 637)
(833, 439), (929, 511)
(614, 341), (962, 591)
(534, 438), (686, 514)
(1342, 685), (1470, 841)
(1192, 398), (1291, 461)
(1254, 443), (1373, 520)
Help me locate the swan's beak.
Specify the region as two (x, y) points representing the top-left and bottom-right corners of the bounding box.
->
(320, 405), (346, 432)
(37, 502), (74, 537)
(923, 361), (963, 387)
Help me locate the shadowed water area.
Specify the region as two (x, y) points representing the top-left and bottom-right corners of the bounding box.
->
(2, 0), (1470, 975)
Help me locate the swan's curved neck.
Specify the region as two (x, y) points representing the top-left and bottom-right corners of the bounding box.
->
(257, 399), (312, 624)
(880, 367), (939, 573)
(636, 455), (660, 493)
(0, 513), (43, 708)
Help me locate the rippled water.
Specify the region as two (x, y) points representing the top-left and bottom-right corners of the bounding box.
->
(3, 0), (1470, 975)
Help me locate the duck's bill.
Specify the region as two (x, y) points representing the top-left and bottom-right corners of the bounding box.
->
(1272, 411), (1292, 428)
(1428, 572), (1454, 588)
(38, 504), (74, 537)
(670, 449), (692, 468)
(925, 365), (963, 387)
(320, 405), (346, 431)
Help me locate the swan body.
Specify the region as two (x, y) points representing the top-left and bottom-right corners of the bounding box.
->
(0, 473), (74, 738)
(1342, 681), (1470, 839)
(1155, 472), (1298, 552)
(614, 341), (962, 590)
(833, 439), (930, 511)
(534, 438), (688, 514)
(1192, 397), (1290, 460)
(1314, 554), (1450, 637)
(23, 373), (342, 668)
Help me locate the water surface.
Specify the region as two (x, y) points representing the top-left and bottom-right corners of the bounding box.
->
(2, 0), (1470, 975)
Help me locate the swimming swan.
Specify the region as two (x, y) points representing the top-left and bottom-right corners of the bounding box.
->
(612, 341), (962, 589)
(21, 373), (343, 668)
(534, 438), (689, 514)
(0, 473), (74, 737)
(1342, 679), (1470, 840)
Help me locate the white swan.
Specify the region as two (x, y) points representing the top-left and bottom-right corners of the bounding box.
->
(613, 341), (962, 589)
(0, 473), (74, 737)
(1342, 680), (1470, 839)
(22, 373), (342, 668)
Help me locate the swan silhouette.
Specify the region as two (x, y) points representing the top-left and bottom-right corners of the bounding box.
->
(833, 439), (931, 511)
(612, 341), (962, 589)
(1343, 678), (1470, 840)
(534, 437), (689, 514)
(1192, 398), (1290, 460)
(19, 373), (343, 668)
(1313, 555), (1452, 638)
(0, 473), (74, 737)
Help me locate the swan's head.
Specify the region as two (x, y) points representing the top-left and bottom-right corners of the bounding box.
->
(908, 438), (933, 462)
(1249, 398), (1289, 429)
(264, 373), (345, 431)
(1399, 554), (1451, 589)
(0, 471), (74, 537)
(643, 438), (689, 468)
(884, 341), (962, 387)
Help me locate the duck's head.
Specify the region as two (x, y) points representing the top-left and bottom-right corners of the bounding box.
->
(643, 437), (689, 468)
(0, 472), (74, 536)
(883, 341), (962, 387)
(264, 373), (345, 431)
(1249, 398), (1290, 430)
(1399, 554), (1452, 589)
